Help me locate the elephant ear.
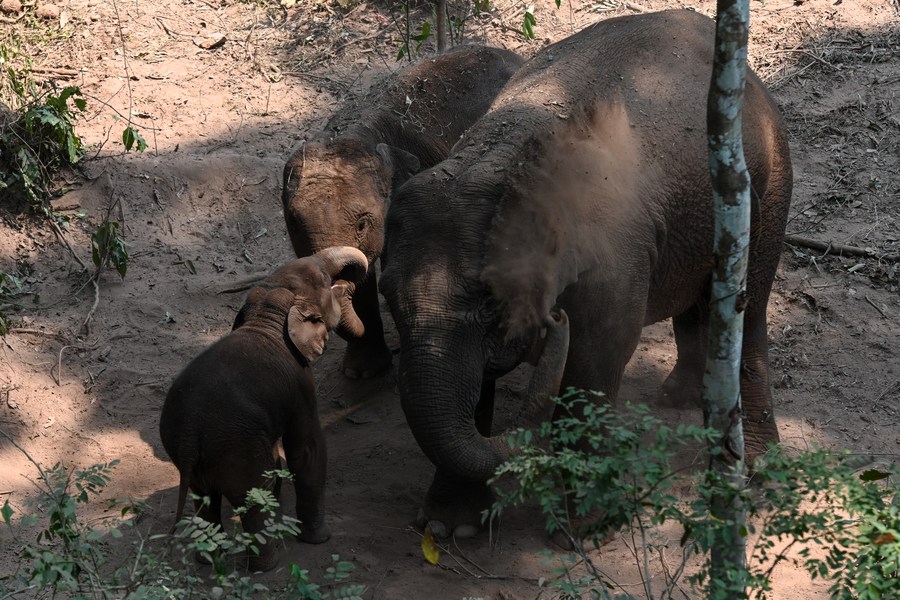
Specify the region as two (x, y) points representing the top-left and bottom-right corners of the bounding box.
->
(376, 143), (421, 193)
(286, 303), (329, 364)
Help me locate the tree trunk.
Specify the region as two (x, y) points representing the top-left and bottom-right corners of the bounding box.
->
(704, 0), (751, 593)
(435, 0), (447, 53)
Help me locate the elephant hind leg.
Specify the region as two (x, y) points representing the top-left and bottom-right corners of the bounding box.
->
(217, 451), (281, 572)
(284, 426), (331, 544)
(193, 490), (223, 527)
(740, 304), (779, 465)
(660, 303), (708, 409)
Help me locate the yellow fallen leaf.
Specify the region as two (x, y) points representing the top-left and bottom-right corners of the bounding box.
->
(421, 527), (440, 565)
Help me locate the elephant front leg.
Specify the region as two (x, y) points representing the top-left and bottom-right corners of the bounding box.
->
(416, 469), (494, 539)
(342, 267), (392, 379)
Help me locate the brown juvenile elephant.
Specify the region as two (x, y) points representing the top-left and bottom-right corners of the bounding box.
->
(158, 247), (368, 571)
(378, 10), (793, 538)
(282, 45), (525, 379)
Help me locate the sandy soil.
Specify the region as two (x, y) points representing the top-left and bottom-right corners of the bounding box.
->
(1, 0), (898, 597)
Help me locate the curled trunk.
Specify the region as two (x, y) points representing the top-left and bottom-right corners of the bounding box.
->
(313, 247), (368, 338)
(401, 311), (569, 482)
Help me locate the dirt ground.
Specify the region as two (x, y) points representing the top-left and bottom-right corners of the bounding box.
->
(1, 0), (898, 597)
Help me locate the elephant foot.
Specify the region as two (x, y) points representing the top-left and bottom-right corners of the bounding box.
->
(659, 366), (704, 409)
(248, 546), (279, 573)
(297, 522), (331, 544)
(744, 413), (779, 472)
(342, 338), (392, 379)
(416, 473), (494, 539)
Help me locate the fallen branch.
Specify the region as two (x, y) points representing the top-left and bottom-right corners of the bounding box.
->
(30, 67), (82, 78)
(783, 234), (900, 262)
(81, 278), (101, 335)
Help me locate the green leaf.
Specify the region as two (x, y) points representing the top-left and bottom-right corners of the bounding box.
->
(859, 469), (891, 482)
(522, 9), (537, 40)
(122, 126), (147, 153)
(1, 498), (13, 524)
(412, 21), (432, 42)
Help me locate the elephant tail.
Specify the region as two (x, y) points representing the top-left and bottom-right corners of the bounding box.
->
(171, 466), (192, 534)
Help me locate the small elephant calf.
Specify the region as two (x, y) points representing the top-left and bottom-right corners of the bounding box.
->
(159, 246), (368, 572)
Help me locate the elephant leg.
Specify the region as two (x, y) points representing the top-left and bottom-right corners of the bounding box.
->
(284, 424), (331, 544)
(343, 267), (392, 379)
(191, 491), (223, 565)
(193, 491), (223, 528)
(217, 450), (280, 572)
(660, 303), (709, 409)
(740, 304), (779, 466)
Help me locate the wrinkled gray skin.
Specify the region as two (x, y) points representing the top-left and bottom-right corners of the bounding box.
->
(159, 247), (368, 571)
(380, 9), (793, 539)
(282, 45), (525, 379)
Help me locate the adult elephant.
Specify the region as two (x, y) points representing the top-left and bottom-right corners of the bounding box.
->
(282, 45), (524, 379)
(377, 9), (792, 538)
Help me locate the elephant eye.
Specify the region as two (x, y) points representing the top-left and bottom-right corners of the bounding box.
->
(355, 215), (371, 234)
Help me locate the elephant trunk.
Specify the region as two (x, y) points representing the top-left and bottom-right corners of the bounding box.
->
(313, 247), (368, 338)
(401, 311), (569, 482)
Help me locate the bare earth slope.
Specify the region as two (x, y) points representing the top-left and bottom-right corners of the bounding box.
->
(1, 0), (898, 597)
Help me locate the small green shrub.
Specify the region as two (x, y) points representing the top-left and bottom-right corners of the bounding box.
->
(0, 272), (28, 335)
(489, 388), (899, 599)
(0, 42), (86, 212)
(0, 432), (366, 599)
(91, 220), (129, 280)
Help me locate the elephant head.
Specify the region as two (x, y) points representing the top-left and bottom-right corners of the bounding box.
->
(235, 246), (369, 355)
(281, 137), (421, 262)
(380, 182), (570, 483)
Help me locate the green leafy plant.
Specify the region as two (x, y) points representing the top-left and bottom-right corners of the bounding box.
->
(489, 388), (899, 599)
(489, 388), (718, 598)
(0, 272), (27, 335)
(0, 68), (86, 211)
(91, 220), (129, 280)
(0, 430), (367, 599)
(122, 125), (148, 153)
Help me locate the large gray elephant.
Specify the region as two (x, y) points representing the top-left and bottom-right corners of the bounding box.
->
(377, 9), (793, 538)
(282, 45), (524, 379)
(159, 247), (368, 571)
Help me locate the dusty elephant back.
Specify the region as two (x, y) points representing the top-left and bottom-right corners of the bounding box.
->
(410, 9), (792, 337)
(322, 45), (525, 165)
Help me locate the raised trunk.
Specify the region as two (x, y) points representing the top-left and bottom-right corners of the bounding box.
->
(313, 247), (368, 338)
(401, 311), (569, 482)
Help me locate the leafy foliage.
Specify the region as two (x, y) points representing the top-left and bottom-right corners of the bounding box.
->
(0, 432), (366, 599)
(489, 388), (900, 599)
(2, 41), (84, 209)
(0, 272), (28, 335)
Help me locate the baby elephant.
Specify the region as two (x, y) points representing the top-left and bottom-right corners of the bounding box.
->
(159, 246), (368, 572)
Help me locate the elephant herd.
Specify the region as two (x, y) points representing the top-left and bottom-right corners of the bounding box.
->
(159, 9), (793, 571)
